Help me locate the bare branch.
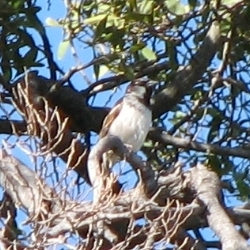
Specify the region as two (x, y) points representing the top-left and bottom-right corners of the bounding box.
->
(88, 135), (158, 201)
(0, 119), (26, 135)
(11, 72), (96, 184)
(189, 164), (250, 250)
(1, 149), (250, 249)
(84, 61), (170, 96)
(0, 149), (54, 215)
(148, 127), (250, 159)
(151, 21), (221, 118)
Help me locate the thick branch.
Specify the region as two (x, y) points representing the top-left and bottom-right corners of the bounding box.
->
(1, 120), (250, 163)
(1, 151), (250, 249)
(83, 20), (221, 127)
(0, 149), (54, 215)
(12, 71), (107, 133)
(151, 21), (221, 118)
(12, 72), (102, 184)
(148, 127), (250, 159)
(189, 164), (250, 250)
(0, 119), (26, 135)
(88, 135), (158, 201)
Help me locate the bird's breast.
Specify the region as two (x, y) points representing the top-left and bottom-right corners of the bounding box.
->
(108, 102), (152, 151)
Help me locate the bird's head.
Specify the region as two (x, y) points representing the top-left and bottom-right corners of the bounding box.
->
(125, 79), (155, 105)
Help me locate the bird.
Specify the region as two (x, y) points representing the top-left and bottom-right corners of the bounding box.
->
(99, 79), (153, 170)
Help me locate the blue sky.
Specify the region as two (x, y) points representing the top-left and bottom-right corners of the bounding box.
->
(35, 2), (220, 247)
(35, 0), (139, 190)
(0, 0), (248, 249)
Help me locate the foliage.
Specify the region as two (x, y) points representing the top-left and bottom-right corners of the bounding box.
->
(0, 0), (250, 249)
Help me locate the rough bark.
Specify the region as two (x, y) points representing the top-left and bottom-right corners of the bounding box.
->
(148, 127), (250, 159)
(1, 148), (250, 249)
(189, 164), (250, 250)
(151, 21), (221, 118)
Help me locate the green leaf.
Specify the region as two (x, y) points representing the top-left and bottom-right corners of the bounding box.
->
(236, 178), (250, 198)
(129, 43), (145, 53)
(188, 0), (197, 7)
(98, 65), (109, 78)
(103, 28), (125, 47)
(128, 0), (137, 10)
(143, 141), (153, 148)
(84, 14), (107, 25)
(23, 49), (38, 66)
(175, 111), (186, 119)
(141, 47), (157, 61)
(206, 155), (223, 176)
(140, 0), (154, 14)
(45, 17), (61, 27)
(124, 66), (135, 80)
(221, 0), (242, 7)
(98, 3), (110, 13)
(13, 0), (24, 9)
(57, 40), (70, 60)
(125, 13), (148, 22)
(95, 16), (108, 40)
(165, 0), (189, 16)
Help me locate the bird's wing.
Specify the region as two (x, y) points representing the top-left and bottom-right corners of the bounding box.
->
(99, 100), (123, 138)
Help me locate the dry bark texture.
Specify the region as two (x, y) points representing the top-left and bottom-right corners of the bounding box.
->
(0, 19), (249, 250)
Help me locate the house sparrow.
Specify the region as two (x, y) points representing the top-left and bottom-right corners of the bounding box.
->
(99, 79), (153, 170)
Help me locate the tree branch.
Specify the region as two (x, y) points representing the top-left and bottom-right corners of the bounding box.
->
(151, 21), (221, 118)
(148, 127), (250, 159)
(0, 149), (54, 215)
(189, 164), (250, 250)
(0, 119), (26, 135)
(1, 150), (250, 249)
(88, 135), (158, 201)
